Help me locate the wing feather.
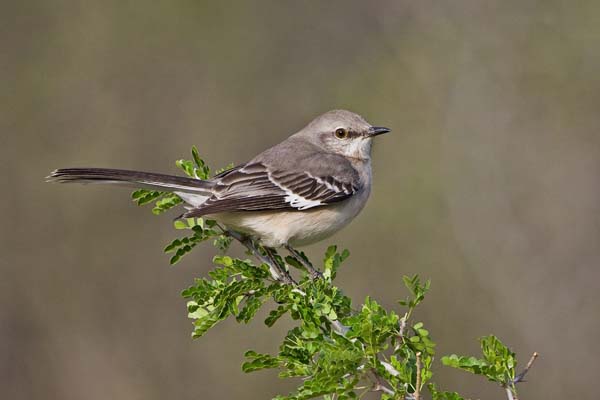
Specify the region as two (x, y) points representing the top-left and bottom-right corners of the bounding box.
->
(183, 162), (358, 217)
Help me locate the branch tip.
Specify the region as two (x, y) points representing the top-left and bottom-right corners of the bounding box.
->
(514, 351), (539, 384)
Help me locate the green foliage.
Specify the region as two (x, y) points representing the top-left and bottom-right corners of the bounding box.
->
(131, 188), (162, 205)
(442, 335), (517, 386)
(398, 274), (430, 311)
(129, 148), (536, 400)
(428, 384), (465, 400)
(164, 218), (220, 265)
(131, 189), (183, 215)
(177, 145), (211, 179)
(323, 245), (349, 281)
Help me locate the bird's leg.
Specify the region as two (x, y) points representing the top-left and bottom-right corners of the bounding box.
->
(264, 247), (296, 285)
(285, 245), (322, 279)
(222, 229), (284, 283)
(219, 225), (297, 285)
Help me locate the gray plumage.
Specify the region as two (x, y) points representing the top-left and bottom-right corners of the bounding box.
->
(48, 110), (390, 247)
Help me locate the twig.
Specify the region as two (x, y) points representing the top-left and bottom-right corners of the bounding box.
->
(330, 320), (350, 336)
(415, 352), (422, 400)
(373, 383), (395, 396)
(504, 352), (539, 400)
(399, 315), (408, 337)
(505, 386), (515, 400)
(514, 352), (539, 383)
(370, 369), (395, 396)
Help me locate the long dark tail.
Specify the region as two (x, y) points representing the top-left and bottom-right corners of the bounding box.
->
(46, 168), (214, 194)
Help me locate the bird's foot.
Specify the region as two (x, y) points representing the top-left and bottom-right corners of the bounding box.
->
(285, 245), (323, 280)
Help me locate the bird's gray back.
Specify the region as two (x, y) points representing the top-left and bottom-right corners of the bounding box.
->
(252, 135), (360, 185)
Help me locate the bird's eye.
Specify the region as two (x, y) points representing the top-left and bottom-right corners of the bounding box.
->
(334, 128), (349, 139)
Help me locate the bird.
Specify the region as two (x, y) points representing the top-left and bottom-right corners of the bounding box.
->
(48, 110), (390, 253)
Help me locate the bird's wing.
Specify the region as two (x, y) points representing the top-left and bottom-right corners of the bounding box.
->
(183, 162), (359, 217)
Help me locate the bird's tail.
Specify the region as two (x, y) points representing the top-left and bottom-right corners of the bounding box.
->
(46, 168), (214, 195)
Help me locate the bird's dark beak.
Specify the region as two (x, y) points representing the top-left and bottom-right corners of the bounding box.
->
(367, 126), (391, 137)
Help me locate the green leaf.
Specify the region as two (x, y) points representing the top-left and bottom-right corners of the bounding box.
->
(174, 220), (188, 230)
(399, 275), (431, 310)
(214, 162), (235, 175)
(192, 313), (222, 338)
(345, 297), (399, 354)
(175, 159), (196, 178)
(242, 351), (280, 373)
(164, 238), (182, 253)
(214, 235), (233, 252)
(152, 193), (182, 214)
(441, 335), (517, 384)
(265, 305), (290, 327)
(428, 383), (465, 400)
(175, 146), (212, 179)
(285, 256), (304, 270)
(169, 242), (197, 265)
(322, 246), (350, 281)
(132, 189), (163, 206)
(131, 189), (147, 200)
(237, 296), (265, 323)
(191, 146), (203, 169)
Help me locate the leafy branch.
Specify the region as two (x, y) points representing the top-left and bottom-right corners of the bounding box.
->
(130, 147), (539, 400)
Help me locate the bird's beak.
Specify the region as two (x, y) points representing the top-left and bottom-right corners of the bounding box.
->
(367, 126), (391, 137)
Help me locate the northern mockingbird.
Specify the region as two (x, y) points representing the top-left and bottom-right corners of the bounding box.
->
(48, 110), (390, 250)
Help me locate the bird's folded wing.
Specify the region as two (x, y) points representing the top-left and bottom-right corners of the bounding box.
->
(183, 162), (358, 216)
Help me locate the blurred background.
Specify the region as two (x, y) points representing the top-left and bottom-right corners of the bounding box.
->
(2, 1), (599, 399)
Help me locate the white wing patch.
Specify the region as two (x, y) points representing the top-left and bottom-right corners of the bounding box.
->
(284, 192), (323, 210)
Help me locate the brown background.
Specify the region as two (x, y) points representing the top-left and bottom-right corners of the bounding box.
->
(2, 1), (599, 399)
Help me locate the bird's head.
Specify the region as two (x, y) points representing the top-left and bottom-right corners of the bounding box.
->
(297, 110), (390, 160)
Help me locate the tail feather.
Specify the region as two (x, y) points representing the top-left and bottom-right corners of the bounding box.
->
(47, 168), (214, 194)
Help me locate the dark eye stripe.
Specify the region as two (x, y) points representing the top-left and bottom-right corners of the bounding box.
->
(334, 128), (363, 139)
